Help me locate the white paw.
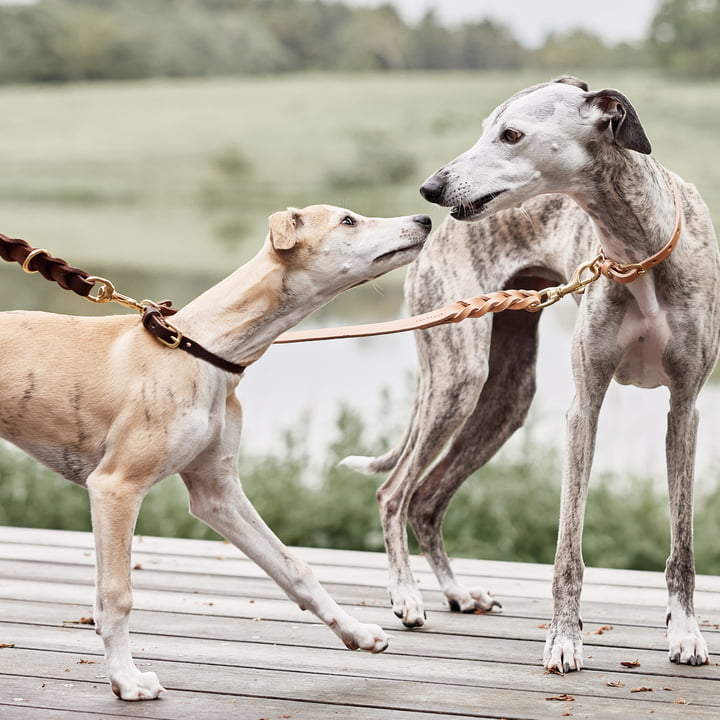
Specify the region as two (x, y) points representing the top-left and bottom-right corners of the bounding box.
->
(445, 584), (502, 613)
(667, 611), (709, 666)
(389, 583), (427, 628)
(110, 669), (166, 701)
(543, 621), (583, 674)
(337, 620), (389, 653)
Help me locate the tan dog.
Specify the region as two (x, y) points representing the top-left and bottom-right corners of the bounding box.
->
(0, 205), (431, 700)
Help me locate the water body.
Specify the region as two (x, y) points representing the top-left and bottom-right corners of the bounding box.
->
(239, 295), (720, 487)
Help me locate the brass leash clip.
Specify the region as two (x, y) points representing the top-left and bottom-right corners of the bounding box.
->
(535, 255), (603, 309)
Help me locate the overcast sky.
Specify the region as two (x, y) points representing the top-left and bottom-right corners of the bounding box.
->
(339, 0), (662, 47)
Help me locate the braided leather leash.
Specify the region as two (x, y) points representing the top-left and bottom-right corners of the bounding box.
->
(0, 173), (681, 364)
(275, 173), (682, 343)
(0, 232), (246, 374)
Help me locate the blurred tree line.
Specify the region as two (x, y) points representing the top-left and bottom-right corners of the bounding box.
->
(0, 0), (718, 83)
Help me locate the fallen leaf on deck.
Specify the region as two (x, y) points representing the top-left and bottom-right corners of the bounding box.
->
(546, 694), (575, 702)
(620, 659), (640, 668)
(588, 625), (613, 635)
(631, 687), (653, 693)
(606, 680), (624, 687)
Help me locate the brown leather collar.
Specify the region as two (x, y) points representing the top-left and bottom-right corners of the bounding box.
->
(142, 306), (246, 374)
(597, 172), (682, 284)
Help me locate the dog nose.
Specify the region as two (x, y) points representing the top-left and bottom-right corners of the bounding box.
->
(419, 175), (445, 204)
(413, 214), (432, 229)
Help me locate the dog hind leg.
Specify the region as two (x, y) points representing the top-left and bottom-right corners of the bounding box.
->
(87, 471), (165, 701)
(664, 388), (708, 665)
(408, 308), (541, 613)
(376, 317), (493, 627)
(181, 456), (388, 653)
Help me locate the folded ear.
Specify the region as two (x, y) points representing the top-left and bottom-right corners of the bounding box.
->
(583, 89), (652, 155)
(268, 208), (300, 250)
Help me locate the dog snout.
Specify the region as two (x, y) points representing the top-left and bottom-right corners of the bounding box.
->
(419, 175), (446, 204)
(412, 214), (432, 230)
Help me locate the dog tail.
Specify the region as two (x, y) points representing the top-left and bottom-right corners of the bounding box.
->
(339, 446), (402, 475)
(339, 419), (412, 475)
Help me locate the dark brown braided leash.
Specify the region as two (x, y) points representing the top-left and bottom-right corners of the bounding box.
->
(0, 232), (246, 374)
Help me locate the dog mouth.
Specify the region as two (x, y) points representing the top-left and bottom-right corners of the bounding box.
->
(373, 241), (422, 264)
(450, 189), (508, 220)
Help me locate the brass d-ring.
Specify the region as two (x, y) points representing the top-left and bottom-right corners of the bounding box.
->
(22, 248), (50, 274)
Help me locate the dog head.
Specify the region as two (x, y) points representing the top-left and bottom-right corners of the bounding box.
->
(267, 204), (431, 295)
(419, 76), (651, 222)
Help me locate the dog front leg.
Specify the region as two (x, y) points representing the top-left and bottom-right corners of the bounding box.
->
(543, 317), (615, 674)
(665, 394), (708, 665)
(87, 471), (165, 700)
(543, 390), (601, 673)
(182, 469), (389, 653)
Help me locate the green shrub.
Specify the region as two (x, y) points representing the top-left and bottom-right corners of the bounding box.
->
(0, 400), (717, 575)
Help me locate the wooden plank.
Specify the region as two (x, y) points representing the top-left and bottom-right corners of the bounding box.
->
(5, 558), (720, 632)
(4, 541), (720, 609)
(4, 527), (720, 594)
(1, 674), (486, 720)
(2, 646), (718, 720)
(2, 596), (719, 667)
(3, 622), (720, 701)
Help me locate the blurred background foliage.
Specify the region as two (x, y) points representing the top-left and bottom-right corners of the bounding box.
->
(0, 0), (718, 81)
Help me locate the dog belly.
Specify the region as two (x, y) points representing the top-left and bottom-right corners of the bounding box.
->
(614, 308), (671, 389)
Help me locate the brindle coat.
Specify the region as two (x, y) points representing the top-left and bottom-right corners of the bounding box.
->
(344, 78), (719, 673)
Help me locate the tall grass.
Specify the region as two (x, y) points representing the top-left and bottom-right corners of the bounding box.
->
(2, 397), (719, 574)
(0, 71), (718, 280)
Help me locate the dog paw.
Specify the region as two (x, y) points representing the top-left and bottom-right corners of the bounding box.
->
(543, 621), (583, 674)
(338, 620), (389, 653)
(667, 613), (709, 666)
(110, 669), (166, 701)
(446, 584), (502, 613)
(389, 586), (427, 628)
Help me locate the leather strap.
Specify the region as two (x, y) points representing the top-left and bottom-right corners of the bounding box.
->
(597, 172), (682, 283)
(0, 232), (95, 296)
(275, 289), (544, 343)
(142, 306), (246, 374)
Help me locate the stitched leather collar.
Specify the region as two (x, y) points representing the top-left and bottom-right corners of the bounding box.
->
(142, 306), (246, 374)
(597, 172), (682, 284)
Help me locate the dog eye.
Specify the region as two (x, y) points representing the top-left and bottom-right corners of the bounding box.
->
(501, 128), (524, 144)
(341, 215), (356, 226)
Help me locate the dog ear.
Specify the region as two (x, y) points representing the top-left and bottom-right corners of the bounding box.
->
(268, 208), (300, 251)
(583, 89), (652, 155)
(554, 76), (588, 92)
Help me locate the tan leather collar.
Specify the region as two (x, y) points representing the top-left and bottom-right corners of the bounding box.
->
(597, 172), (682, 284)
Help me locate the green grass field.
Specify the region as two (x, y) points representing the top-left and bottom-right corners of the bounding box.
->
(1, 70), (718, 286)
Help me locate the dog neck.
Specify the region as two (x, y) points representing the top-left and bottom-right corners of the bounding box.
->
(570, 153), (679, 269)
(172, 245), (312, 368)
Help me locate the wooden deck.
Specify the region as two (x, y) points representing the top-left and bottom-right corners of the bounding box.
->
(0, 526), (718, 719)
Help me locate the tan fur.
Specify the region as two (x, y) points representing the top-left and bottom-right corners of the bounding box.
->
(0, 204), (431, 700)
